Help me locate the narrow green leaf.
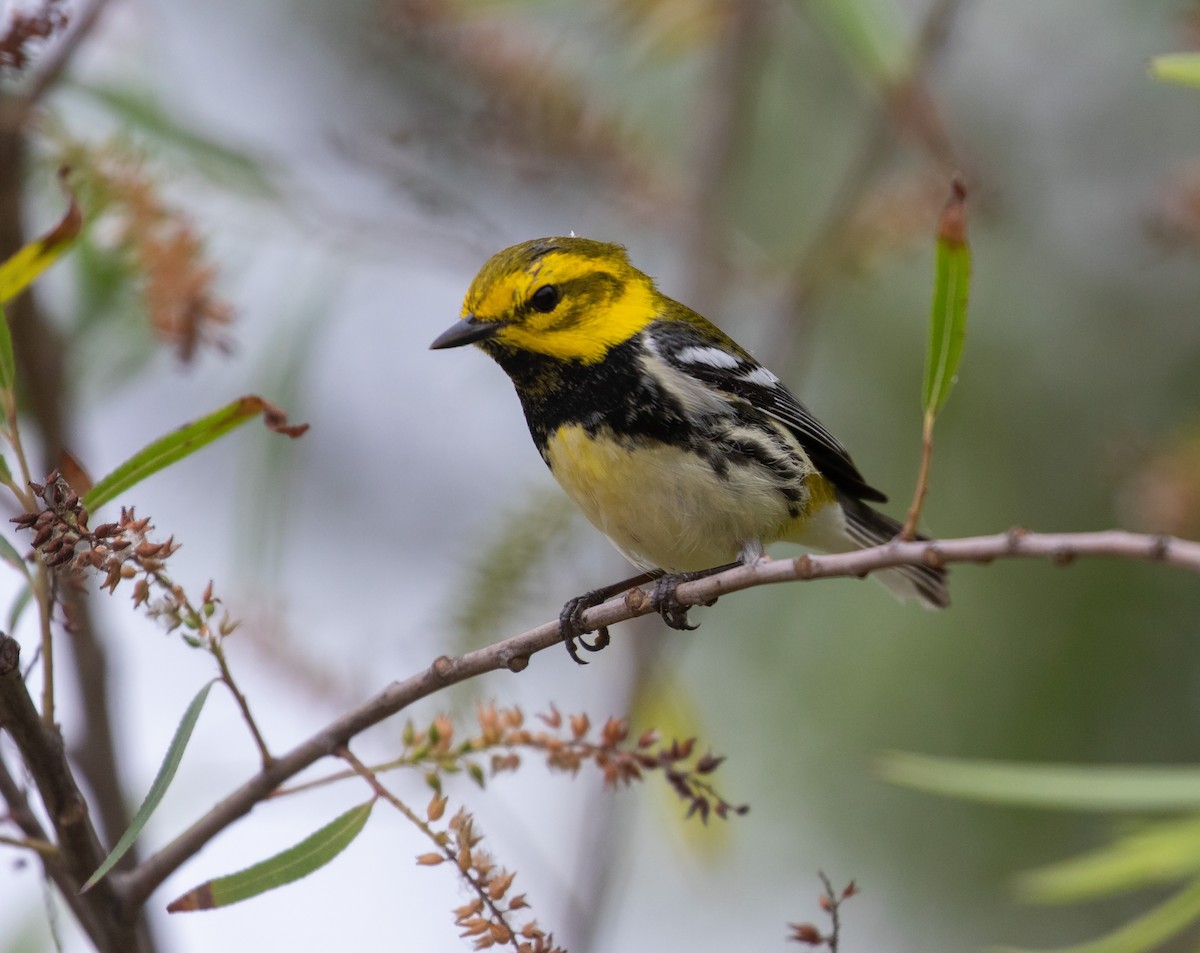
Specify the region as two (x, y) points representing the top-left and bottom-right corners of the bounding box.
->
(82, 396), (308, 512)
(0, 303), (15, 398)
(922, 180), (971, 416)
(0, 171), (83, 304)
(1018, 815), (1200, 904)
(7, 582), (32, 633)
(994, 874), (1200, 953)
(0, 453), (12, 484)
(880, 752), (1200, 812)
(0, 533), (30, 579)
(83, 680), (218, 891)
(167, 800), (374, 912)
(1149, 53), (1200, 89)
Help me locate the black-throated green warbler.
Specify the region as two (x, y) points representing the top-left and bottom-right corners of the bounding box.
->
(432, 237), (948, 659)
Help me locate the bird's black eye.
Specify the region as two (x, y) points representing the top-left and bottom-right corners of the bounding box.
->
(529, 284), (561, 313)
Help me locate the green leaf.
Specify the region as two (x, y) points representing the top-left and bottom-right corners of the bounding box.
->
(7, 582), (32, 633)
(166, 800), (374, 912)
(1017, 815), (1200, 904)
(994, 874), (1200, 953)
(1149, 53), (1200, 89)
(0, 303), (15, 399)
(0, 172), (82, 304)
(880, 752), (1200, 812)
(83, 680), (218, 891)
(82, 396), (308, 512)
(922, 181), (971, 416)
(0, 532), (30, 579)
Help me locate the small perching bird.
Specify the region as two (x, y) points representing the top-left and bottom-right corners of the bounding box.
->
(432, 237), (948, 660)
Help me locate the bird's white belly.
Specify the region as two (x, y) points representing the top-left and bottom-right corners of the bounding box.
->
(544, 423), (809, 572)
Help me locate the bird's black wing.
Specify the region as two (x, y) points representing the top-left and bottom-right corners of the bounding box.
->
(651, 320), (888, 503)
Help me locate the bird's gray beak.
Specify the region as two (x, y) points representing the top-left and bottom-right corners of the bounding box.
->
(430, 315), (502, 350)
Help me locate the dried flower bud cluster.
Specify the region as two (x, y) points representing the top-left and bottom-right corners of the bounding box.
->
(11, 471), (232, 641)
(397, 704), (747, 823)
(9, 471), (169, 584)
(394, 706), (747, 949)
(419, 807), (562, 953)
(534, 704), (747, 821)
(45, 137), (234, 361)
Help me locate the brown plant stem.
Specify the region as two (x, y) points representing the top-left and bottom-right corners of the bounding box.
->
(335, 745), (527, 953)
(901, 411), (935, 540)
(209, 634), (273, 767)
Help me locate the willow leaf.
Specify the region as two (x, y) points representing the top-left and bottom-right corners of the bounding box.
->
(84, 680), (218, 891)
(0, 172), (82, 304)
(167, 800), (374, 912)
(83, 396), (308, 511)
(922, 181), (971, 416)
(995, 875), (1200, 953)
(881, 752), (1200, 812)
(1150, 53), (1200, 89)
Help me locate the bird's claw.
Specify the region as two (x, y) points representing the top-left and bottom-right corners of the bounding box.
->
(559, 591), (612, 665)
(558, 564), (727, 660)
(651, 574), (701, 631)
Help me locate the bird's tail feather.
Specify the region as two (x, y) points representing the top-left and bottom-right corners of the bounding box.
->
(837, 496), (950, 609)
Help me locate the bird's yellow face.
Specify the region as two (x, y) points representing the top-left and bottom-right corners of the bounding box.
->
(431, 237), (659, 364)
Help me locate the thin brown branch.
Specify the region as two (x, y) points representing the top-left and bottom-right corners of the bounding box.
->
(335, 745), (528, 953)
(209, 637), (273, 768)
(115, 527), (1200, 909)
(34, 566), (54, 724)
(63, 589), (142, 848)
(0, 830), (56, 854)
(817, 871), (841, 953)
(901, 412), (935, 540)
(0, 745), (52, 846)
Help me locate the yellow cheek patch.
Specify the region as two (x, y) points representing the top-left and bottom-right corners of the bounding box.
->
(498, 275), (656, 364)
(461, 242), (660, 363)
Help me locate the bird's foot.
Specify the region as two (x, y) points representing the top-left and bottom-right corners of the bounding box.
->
(650, 573), (699, 631)
(559, 590), (612, 665)
(649, 561), (739, 631)
(558, 570), (661, 664)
